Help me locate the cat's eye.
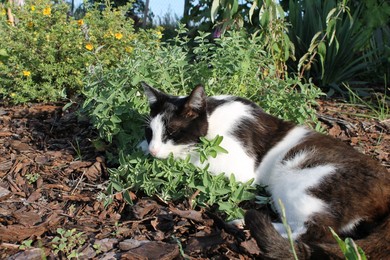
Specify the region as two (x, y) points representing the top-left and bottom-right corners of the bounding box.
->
(167, 130), (176, 137)
(167, 128), (178, 137)
(145, 127), (153, 141)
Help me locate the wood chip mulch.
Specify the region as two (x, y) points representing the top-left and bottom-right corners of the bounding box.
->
(0, 99), (388, 259)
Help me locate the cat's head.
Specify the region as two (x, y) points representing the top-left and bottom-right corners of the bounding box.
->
(142, 83), (208, 159)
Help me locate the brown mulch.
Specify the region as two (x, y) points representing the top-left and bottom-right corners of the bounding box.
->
(0, 100), (389, 259)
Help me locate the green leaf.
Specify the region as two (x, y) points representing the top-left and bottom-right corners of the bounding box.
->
(330, 227), (347, 253)
(231, 0), (238, 15)
(249, 1), (258, 24)
(110, 115), (122, 123)
(218, 201), (234, 211)
(259, 6), (269, 27)
(318, 41), (326, 58)
(214, 146), (228, 154)
(345, 238), (367, 260)
(62, 102), (73, 111)
(326, 8), (337, 24)
(276, 4), (285, 19)
(211, 0), (220, 23)
(318, 41), (326, 78)
(0, 49), (8, 57)
(209, 150), (217, 158)
(123, 190), (133, 205)
(215, 135), (223, 145)
(111, 181), (123, 192)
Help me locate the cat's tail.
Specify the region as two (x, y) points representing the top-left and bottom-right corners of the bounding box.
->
(244, 209), (390, 260)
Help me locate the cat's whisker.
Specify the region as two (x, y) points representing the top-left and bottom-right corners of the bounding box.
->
(142, 115), (151, 123)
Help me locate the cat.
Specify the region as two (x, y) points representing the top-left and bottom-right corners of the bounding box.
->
(140, 82), (390, 259)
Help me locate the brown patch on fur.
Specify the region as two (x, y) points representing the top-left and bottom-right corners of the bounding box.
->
(245, 122), (390, 259)
(284, 132), (390, 239)
(233, 108), (295, 166)
(181, 108), (198, 118)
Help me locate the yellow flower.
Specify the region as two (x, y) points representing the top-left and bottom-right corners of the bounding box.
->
(77, 19), (84, 26)
(43, 7), (51, 16)
(10, 93), (16, 97)
(23, 70), (31, 77)
(114, 32), (123, 40)
(1, 9), (6, 16)
(85, 43), (93, 51)
(27, 21), (34, 28)
(125, 46), (134, 53)
(156, 31), (162, 39)
(31, 5), (35, 11)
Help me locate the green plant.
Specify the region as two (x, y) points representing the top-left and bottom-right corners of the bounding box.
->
(171, 235), (187, 258)
(196, 135), (228, 164)
(25, 172), (40, 184)
(92, 243), (102, 255)
(69, 138), (83, 161)
(209, 0), (294, 78)
(19, 239), (33, 250)
(330, 228), (367, 260)
(286, 0), (380, 91)
(278, 199), (299, 260)
(344, 83), (389, 120)
(0, 0), (83, 102)
(0, 0), (156, 103)
(51, 228), (85, 259)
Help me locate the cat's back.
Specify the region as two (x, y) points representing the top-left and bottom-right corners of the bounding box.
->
(206, 96), (259, 132)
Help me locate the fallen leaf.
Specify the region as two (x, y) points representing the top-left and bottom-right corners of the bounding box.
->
(10, 248), (44, 260)
(132, 199), (161, 219)
(94, 238), (118, 253)
(185, 231), (225, 253)
(240, 238), (261, 255)
(0, 186), (11, 201)
(169, 206), (204, 223)
(119, 239), (148, 251)
(124, 241), (179, 260)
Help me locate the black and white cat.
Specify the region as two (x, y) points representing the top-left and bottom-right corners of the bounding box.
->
(140, 83), (390, 259)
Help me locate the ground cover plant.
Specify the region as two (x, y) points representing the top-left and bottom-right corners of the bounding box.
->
(82, 25), (323, 220)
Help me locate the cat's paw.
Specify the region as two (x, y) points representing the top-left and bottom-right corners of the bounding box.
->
(138, 140), (149, 155)
(227, 218), (245, 229)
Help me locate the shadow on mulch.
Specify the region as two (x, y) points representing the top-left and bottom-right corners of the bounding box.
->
(0, 103), (261, 259)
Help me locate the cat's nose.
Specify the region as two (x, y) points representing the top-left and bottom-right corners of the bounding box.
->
(149, 146), (159, 157)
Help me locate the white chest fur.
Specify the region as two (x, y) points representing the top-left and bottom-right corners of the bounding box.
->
(190, 101), (257, 183)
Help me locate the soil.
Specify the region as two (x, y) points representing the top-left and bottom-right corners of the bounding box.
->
(0, 100), (389, 259)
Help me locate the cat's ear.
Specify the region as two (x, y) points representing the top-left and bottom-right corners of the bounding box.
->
(142, 82), (164, 106)
(184, 85), (206, 117)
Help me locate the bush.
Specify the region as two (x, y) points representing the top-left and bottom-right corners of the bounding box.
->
(0, 0), (157, 103)
(287, 0), (379, 90)
(82, 25), (323, 219)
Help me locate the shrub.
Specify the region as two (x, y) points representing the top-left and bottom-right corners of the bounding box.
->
(0, 0), (156, 103)
(83, 25), (323, 219)
(287, 0), (375, 91)
(0, 0), (82, 102)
